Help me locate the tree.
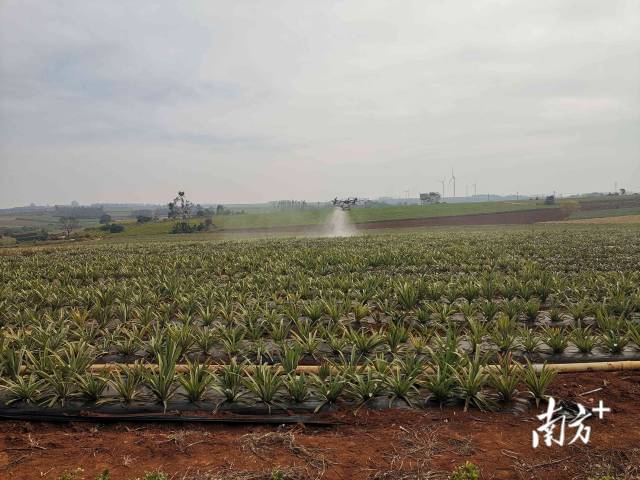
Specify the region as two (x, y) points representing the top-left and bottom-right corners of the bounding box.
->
(168, 191), (192, 218)
(168, 191), (195, 233)
(99, 213), (112, 225)
(59, 217), (79, 239)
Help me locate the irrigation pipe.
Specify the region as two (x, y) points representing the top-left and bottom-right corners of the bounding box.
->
(17, 360), (640, 375)
(0, 410), (337, 425)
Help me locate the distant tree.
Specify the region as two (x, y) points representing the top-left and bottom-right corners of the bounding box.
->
(109, 224), (125, 233)
(59, 217), (79, 239)
(216, 204), (224, 215)
(168, 192), (192, 217)
(137, 215), (152, 224)
(99, 213), (112, 224)
(620, 188), (626, 195)
(168, 191), (197, 233)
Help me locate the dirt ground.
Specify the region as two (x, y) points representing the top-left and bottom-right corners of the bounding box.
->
(1, 371), (639, 480)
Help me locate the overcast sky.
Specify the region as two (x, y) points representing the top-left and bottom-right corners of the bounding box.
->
(1, 1), (639, 207)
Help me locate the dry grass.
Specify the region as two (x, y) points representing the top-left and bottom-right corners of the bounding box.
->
(240, 429), (332, 479)
(509, 445), (640, 479)
(575, 447), (640, 480)
(157, 429), (209, 453)
(170, 465), (308, 480)
(369, 472), (447, 480)
(370, 426), (448, 480)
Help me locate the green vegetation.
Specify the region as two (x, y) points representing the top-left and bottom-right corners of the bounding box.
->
(135, 208), (333, 234)
(347, 200), (555, 223)
(0, 213), (98, 231)
(57, 470), (167, 480)
(0, 226), (638, 412)
(569, 206), (640, 220)
(450, 462), (480, 480)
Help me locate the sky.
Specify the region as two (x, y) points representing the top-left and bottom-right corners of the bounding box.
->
(0, 0), (639, 207)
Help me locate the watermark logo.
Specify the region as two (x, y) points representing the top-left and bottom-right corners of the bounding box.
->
(532, 397), (611, 448)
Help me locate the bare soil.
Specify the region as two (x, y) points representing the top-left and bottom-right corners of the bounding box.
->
(1, 371), (639, 480)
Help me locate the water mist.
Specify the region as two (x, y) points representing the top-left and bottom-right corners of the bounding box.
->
(324, 208), (356, 237)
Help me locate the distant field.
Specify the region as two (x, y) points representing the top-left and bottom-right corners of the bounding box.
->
(0, 213), (98, 230)
(568, 206), (640, 220)
(551, 214), (640, 225)
(99, 209), (334, 237)
(576, 195), (640, 211)
(97, 200), (558, 237)
(348, 201), (555, 223)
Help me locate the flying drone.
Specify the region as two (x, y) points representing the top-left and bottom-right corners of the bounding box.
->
(332, 197), (359, 210)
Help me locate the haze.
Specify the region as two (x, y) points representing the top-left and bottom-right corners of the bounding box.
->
(1, 1), (639, 207)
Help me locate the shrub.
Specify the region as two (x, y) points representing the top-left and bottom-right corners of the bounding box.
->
(450, 461), (480, 480)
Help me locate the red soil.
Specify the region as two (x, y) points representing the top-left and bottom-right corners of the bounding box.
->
(1, 371), (639, 480)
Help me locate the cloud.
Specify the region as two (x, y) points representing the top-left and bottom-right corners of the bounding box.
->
(1, 0), (639, 206)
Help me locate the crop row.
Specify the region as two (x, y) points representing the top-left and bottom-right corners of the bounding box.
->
(1, 229), (639, 411)
(1, 339), (557, 413)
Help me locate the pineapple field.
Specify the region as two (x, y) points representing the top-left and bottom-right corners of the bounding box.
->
(1, 225), (640, 479)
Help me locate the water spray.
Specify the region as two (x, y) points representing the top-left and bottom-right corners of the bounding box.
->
(325, 197), (359, 236)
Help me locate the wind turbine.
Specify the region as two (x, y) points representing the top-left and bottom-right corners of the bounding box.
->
(449, 169), (456, 198)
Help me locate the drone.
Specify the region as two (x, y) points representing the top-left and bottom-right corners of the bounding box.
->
(332, 197), (359, 210)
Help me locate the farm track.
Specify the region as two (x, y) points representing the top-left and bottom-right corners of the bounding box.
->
(1, 370), (638, 480)
(220, 207), (570, 235)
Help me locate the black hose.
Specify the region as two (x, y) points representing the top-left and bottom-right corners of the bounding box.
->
(0, 410), (338, 425)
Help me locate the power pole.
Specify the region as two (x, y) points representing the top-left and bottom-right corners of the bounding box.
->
(439, 179), (446, 201)
(473, 183), (477, 198)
